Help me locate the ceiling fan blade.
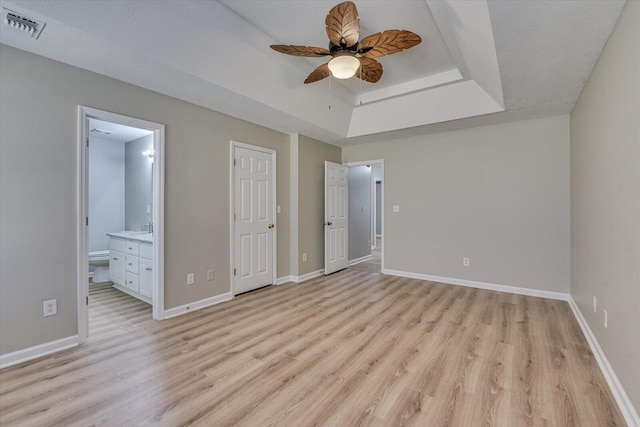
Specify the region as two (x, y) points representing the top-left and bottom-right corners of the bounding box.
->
(304, 63), (331, 84)
(270, 45), (331, 57)
(357, 57), (383, 83)
(325, 1), (360, 48)
(358, 30), (422, 58)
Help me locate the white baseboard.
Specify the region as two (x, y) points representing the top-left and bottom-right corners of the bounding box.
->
(276, 276), (292, 285)
(568, 297), (640, 427)
(381, 269), (569, 301)
(273, 270), (326, 285)
(290, 269), (324, 283)
(349, 255), (372, 266)
(163, 292), (232, 319)
(0, 335), (78, 369)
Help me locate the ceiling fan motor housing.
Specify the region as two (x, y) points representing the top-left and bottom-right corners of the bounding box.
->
(329, 41), (358, 54)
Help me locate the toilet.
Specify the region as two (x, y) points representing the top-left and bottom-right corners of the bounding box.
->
(89, 250), (110, 282)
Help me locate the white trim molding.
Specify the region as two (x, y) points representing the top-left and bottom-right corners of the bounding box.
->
(163, 292), (232, 319)
(0, 335), (78, 369)
(282, 269), (325, 284)
(382, 269), (569, 301)
(77, 106), (166, 338)
(295, 269), (325, 283)
(568, 298), (640, 427)
(276, 276), (292, 285)
(348, 255), (372, 266)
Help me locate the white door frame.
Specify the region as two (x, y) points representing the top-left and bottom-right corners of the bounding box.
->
(229, 141), (277, 296)
(345, 160), (384, 271)
(77, 106), (166, 344)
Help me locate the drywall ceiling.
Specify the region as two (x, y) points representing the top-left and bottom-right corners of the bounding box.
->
(0, 0), (626, 146)
(88, 119), (153, 144)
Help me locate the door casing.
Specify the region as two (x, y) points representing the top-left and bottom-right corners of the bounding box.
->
(77, 106), (166, 343)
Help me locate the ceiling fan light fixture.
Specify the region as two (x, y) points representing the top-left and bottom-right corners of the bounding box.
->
(328, 55), (360, 79)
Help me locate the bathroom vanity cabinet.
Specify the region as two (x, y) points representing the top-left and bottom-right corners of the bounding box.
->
(108, 233), (153, 304)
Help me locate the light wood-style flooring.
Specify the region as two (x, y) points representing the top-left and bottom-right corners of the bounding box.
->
(349, 237), (382, 273)
(0, 271), (626, 426)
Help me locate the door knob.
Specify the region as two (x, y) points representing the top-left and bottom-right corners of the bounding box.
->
(268, 223), (275, 229)
(324, 221), (333, 226)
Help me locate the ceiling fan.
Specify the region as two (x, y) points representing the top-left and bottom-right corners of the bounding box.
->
(270, 1), (421, 84)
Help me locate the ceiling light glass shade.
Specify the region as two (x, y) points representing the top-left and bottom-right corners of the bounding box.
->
(328, 55), (360, 79)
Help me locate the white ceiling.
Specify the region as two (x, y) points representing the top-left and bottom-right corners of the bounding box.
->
(88, 119), (153, 143)
(0, 0), (626, 146)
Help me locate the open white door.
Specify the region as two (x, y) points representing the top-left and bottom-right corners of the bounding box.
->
(233, 144), (276, 294)
(324, 161), (348, 275)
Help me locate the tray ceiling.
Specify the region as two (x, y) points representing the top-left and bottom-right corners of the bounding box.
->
(0, 0), (626, 145)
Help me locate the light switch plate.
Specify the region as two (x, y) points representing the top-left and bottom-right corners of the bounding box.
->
(392, 205), (400, 213)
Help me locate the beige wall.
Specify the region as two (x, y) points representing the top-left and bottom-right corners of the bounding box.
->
(343, 115), (570, 293)
(297, 135), (341, 276)
(0, 45), (290, 354)
(570, 0), (640, 413)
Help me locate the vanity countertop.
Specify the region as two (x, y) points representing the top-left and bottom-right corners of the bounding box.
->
(107, 231), (153, 244)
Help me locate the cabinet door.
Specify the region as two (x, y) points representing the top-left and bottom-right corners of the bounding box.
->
(109, 250), (126, 286)
(139, 258), (153, 299)
(125, 271), (139, 293)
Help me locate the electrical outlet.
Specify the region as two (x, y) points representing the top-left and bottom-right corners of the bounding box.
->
(187, 273), (195, 285)
(463, 258), (470, 267)
(603, 309), (608, 328)
(43, 299), (57, 317)
(302, 253), (308, 262)
(207, 270), (215, 281)
(593, 296), (597, 312)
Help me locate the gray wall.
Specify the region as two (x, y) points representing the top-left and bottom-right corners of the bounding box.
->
(348, 165), (372, 261)
(0, 45), (290, 355)
(125, 135), (153, 231)
(297, 135), (342, 276)
(88, 136), (125, 252)
(343, 115), (570, 293)
(570, 0), (640, 412)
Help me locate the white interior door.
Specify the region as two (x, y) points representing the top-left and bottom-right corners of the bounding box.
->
(234, 145), (275, 294)
(324, 161), (348, 275)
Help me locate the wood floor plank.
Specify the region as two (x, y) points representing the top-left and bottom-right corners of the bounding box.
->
(0, 270), (627, 426)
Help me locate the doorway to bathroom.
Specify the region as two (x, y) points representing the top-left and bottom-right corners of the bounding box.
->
(77, 106), (165, 343)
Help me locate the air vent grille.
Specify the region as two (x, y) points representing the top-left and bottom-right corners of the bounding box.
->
(2, 8), (46, 39)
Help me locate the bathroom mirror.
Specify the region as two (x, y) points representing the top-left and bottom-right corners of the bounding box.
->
(125, 135), (154, 232)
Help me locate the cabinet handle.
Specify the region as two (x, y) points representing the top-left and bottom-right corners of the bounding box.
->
(112, 257), (118, 260)
(128, 262), (133, 266)
(146, 267), (152, 271)
(129, 247), (133, 250)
